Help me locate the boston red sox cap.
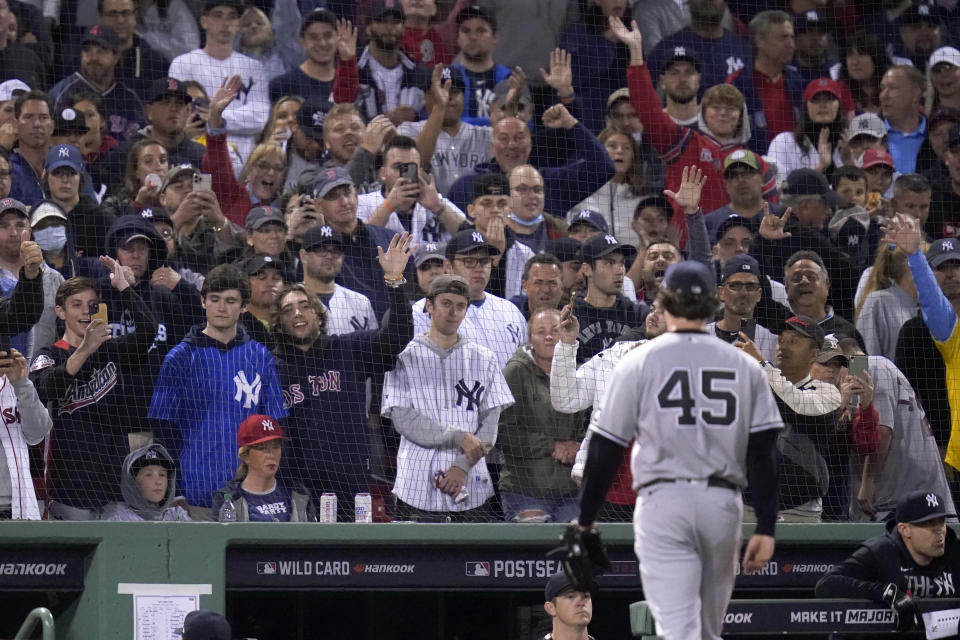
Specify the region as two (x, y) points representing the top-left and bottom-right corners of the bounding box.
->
(783, 315), (825, 348)
(896, 490), (956, 524)
(661, 261), (716, 297)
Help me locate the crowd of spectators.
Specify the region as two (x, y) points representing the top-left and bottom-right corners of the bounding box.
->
(0, 0), (958, 524)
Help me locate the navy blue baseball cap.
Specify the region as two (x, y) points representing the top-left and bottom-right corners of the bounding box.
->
(544, 571), (597, 600)
(297, 99), (330, 141)
(82, 24), (120, 50)
(471, 173), (510, 201)
(568, 209), (609, 234)
(182, 610), (231, 640)
(720, 254), (761, 283)
(302, 224), (344, 251)
(896, 490), (956, 524)
(782, 168), (845, 208)
(546, 237), (583, 263)
(446, 228), (501, 258)
(927, 237), (960, 268)
(661, 261), (716, 297)
(579, 233), (637, 264)
(243, 254), (284, 277)
(784, 315), (826, 348)
(44, 144), (83, 172)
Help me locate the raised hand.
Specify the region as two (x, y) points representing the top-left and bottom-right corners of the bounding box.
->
(608, 16), (643, 62)
(880, 213), (922, 255)
(209, 75), (243, 128)
(815, 128), (833, 172)
(78, 318), (112, 354)
(0, 348), (27, 381)
(361, 115), (397, 154)
(758, 202), (793, 241)
(336, 18), (357, 60)
(503, 66), (527, 117)
(542, 104), (577, 130)
(418, 172), (443, 212)
(99, 255), (131, 291)
(663, 165), (707, 214)
(20, 230), (42, 279)
(557, 302), (580, 344)
(377, 231), (413, 279)
(540, 48), (574, 98)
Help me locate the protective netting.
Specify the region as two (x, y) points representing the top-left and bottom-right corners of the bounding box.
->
(0, 0), (954, 525)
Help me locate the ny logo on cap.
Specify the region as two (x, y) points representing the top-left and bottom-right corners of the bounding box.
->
(263, 256), (274, 263)
(927, 493), (940, 508)
(859, 119), (871, 129)
(920, 4), (930, 14)
(472, 232), (484, 243)
(425, 242), (437, 252)
(61, 108), (76, 121)
(944, 240), (955, 251)
(806, 10), (818, 18)
(742, 264), (750, 270)
(141, 208), (153, 218)
(577, 211), (591, 219)
(58, 147), (70, 158)
(261, 419), (276, 431)
(145, 450), (159, 459)
(312, 111), (325, 127)
(604, 235), (618, 244)
(320, 226), (333, 237)
(674, 46), (686, 57)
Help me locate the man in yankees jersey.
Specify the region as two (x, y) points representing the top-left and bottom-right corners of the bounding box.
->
(576, 260), (782, 640)
(384, 274), (513, 521)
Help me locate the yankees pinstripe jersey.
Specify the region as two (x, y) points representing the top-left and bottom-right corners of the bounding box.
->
(592, 331), (783, 490)
(383, 335), (514, 511)
(320, 284), (379, 335)
(412, 293), (527, 368)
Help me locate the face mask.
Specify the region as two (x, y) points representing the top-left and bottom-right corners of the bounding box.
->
(32, 226), (67, 253)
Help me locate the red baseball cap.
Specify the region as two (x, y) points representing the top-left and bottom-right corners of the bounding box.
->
(802, 78), (843, 102)
(237, 414), (285, 447)
(861, 149), (895, 170)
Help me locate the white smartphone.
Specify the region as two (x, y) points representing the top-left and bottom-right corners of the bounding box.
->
(192, 172), (212, 192)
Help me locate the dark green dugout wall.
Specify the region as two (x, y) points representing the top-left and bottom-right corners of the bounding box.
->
(0, 522), (888, 639)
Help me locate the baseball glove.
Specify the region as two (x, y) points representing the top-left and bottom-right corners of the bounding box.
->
(548, 523), (611, 591)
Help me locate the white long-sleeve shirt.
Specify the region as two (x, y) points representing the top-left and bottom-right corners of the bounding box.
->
(0, 375), (52, 519)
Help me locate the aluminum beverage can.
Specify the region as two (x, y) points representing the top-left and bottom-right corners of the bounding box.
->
(355, 493), (372, 523)
(320, 492), (337, 523)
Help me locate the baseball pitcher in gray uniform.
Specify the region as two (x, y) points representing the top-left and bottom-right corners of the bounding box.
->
(575, 261), (784, 640)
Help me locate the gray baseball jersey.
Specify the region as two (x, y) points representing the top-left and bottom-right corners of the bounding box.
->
(383, 335), (514, 511)
(848, 355), (955, 520)
(413, 293), (527, 369)
(591, 331), (783, 489)
(397, 120), (492, 194)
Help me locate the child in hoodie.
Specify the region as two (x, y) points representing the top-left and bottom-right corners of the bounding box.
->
(101, 443), (191, 521)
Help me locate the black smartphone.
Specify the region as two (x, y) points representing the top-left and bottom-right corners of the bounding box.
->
(0, 334), (10, 357)
(739, 317), (756, 341)
(191, 97), (210, 111)
(400, 162), (419, 185)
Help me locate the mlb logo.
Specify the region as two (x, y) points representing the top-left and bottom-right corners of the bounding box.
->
(257, 562), (277, 575)
(465, 561), (490, 576)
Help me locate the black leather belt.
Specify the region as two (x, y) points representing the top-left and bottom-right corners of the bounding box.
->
(640, 476), (739, 492)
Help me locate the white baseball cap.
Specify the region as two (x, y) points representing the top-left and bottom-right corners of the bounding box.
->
(929, 46), (960, 71)
(847, 112), (886, 140)
(0, 79), (30, 102)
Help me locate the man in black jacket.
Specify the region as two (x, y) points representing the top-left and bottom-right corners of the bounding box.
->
(815, 489), (960, 631)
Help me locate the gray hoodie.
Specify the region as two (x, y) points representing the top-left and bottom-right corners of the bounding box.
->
(100, 443), (191, 522)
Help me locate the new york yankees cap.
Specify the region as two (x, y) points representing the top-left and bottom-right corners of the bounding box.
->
(663, 46), (700, 72)
(140, 206), (173, 228)
(899, 2), (940, 26)
(302, 224), (345, 251)
(130, 444), (175, 476)
(414, 241), (446, 268)
(847, 112), (886, 140)
(896, 489), (956, 524)
(795, 10), (829, 32)
(568, 209), (609, 234)
(313, 166), (354, 199)
(927, 237), (960, 268)
(237, 414), (286, 447)
(579, 232), (637, 264)
(160, 164), (197, 193)
(446, 228), (501, 258)
(720, 254), (760, 283)
(783, 315), (825, 348)
(44, 144), (83, 172)
(428, 274), (470, 300)
(245, 205), (286, 231)
(661, 260), (716, 297)
(296, 98), (330, 141)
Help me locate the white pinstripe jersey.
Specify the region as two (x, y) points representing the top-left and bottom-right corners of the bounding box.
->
(383, 336), (514, 511)
(412, 293), (527, 369)
(321, 284), (379, 336)
(590, 331), (783, 490)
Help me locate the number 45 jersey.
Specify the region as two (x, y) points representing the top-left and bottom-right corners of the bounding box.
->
(590, 331), (783, 490)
